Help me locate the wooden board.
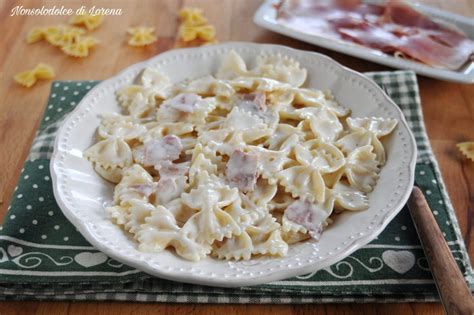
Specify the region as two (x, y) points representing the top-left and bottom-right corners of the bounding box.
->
(0, 0), (473, 313)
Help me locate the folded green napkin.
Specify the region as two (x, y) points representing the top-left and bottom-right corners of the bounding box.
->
(0, 71), (472, 302)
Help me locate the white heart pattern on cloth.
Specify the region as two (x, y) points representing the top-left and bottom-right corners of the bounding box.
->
(7, 245), (23, 257)
(74, 252), (108, 268)
(382, 250), (415, 274)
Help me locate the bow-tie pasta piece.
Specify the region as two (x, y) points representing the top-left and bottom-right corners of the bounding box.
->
(46, 25), (86, 46)
(277, 163), (326, 203)
(180, 204), (241, 246)
(113, 164), (155, 205)
(14, 70), (37, 88)
(295, 140), (345, 174)
(225, 193), (263, 227)
(124, 199), (156, 236)
(200, 122), (270, 156)
(220, 108), (273, 146)
(235, 92), (280, 128)
(62, 36), (99, 57)
(94, 164), (124, 184)
(98, 113), (147, 140)
(306, 108), (343, 143)
(252, 147), (292, 185)
(182, 172), (239, 211)
(127, 27), (157, 47)
(137, 203), (213, 261)
(252, 54), (307, 87)
(214, 214), (282, 260)
(69, 13), (104, 31)
(266, 124), (304, 152)
(280, 214), (311, 244)
(84, 137), (133, 170)
(14, 63), (55, 87)
(106, 204), (129, 227)
(140, 122), (196, 151)
(176, 7), (218, 47)
(136, 204), (181, 251)
(457, 142), (474, 162)
(166, 198), (197, 225)
(216, 50), (249, 80)
(246, 178), (278, 209)
(157, 93), (217, 126)
(26, 27), (51, 43)
(332, 181), (369, 211)
(344, 145), (380, 193)
(178, 75), (235, 98)
(294, 89), (350, 117)
(247, 215), (288, 257)
(336, 130), (386, 165)
(268, 187), (295, 212)
(179, 7), (208, 26)
(188, 149), (219, 188)
(347, 117), (398, 137)
(212, 231), (253, 261)
(139, 68), (172, 99)
(179, 24), (216, 42)
(117, 85), (158, 118)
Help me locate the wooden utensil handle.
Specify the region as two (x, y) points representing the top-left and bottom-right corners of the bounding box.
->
(409, 186), (474, 315)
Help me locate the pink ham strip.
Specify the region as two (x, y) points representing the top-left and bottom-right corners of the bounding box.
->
(155, 161), (189, 205)
(237, 93), (267, 117)
(284, 200), (328, 240)
(226, 150), (258, 193)
(143, 135), (183, 168)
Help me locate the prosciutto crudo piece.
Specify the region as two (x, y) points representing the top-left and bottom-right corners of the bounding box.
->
(143, 135), (183, 169)
(226, 150), (259, 193)
(276, 0), (474, 70)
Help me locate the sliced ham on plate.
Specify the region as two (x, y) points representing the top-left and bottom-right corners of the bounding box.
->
(275, 0), (474, 70)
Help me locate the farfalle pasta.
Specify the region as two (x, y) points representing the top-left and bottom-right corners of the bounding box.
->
(69, 13), (104, 31)
(85, 51), (398, 261)
(457, 142), (474, 162)
(25, 24), (99, 57)
(177, 7), (217, 45)
(14, 63), (55, 87)
(127, 27), (157, 47)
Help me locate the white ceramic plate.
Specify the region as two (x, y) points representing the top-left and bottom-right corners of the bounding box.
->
(254, 0), (474, 84)
(50, 42), (417, 287)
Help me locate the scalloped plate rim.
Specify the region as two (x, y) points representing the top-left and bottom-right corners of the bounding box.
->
(50, 42), (417, 287)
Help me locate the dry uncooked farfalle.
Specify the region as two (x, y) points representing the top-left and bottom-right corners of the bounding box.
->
(62, 36), (100, 57)
(14, 63), (55, 87)
(457, 142), (474, 162)
(69, 13), (104, 31)
(127, 27), (157, 47)
(178, 7), (208, 26)
(177, 7), (217, 46)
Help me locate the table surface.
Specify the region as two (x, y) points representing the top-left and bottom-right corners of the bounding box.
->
(0, 0), (473, 313)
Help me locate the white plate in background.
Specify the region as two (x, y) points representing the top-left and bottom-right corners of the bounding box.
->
(254, 0), (474, 83)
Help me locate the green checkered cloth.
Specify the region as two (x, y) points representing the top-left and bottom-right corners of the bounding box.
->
(0, 71), (472, 303)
